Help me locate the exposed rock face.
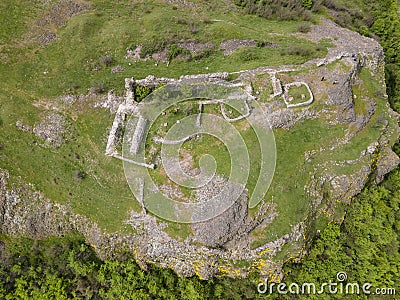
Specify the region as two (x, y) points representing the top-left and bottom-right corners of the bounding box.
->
(191, 177), (249, 247)
(0, 169), (74, 237)
(125, 45), (143, 61)
(376, 147), (400, 183)
(329, 165), (372, 201)
(326, 70), (357, 124)
(0, 166), (282, 279)
(302, 18), (385, 73)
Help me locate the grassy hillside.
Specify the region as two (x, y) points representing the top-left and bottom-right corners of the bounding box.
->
(0, 0), (328, 232)
(0, 0), (399, 298)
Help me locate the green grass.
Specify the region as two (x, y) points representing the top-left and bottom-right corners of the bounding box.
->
(352, 85), (370, 116)
(250, 118), (347, 247)
(324, 67), (393, 162)
(0, 88), (136, 232)
(0, 0), (43, 45)
(251, 65), (397, 249)
(252, 73), (274, 102)
(1, 0), (329, 97)
(164, 223), (193, 241)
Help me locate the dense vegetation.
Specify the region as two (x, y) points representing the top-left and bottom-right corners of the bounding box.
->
(233, 0), (315, 21)
(0, 235), (260, 299)
(283, 168), (400, 299)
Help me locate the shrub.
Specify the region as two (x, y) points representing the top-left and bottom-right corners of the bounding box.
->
(177, 18), (187, 25)
(359, 25), (371, 37)
(333, 11), (352, 28)
(166, 44), (190, 62)
(302, 0), (313, 9)
(297, 23), (311, 33)
(140, 39), (167, 58)
(91, 81), (106, 94)
(321, 0), (343, 10)
(73, 170), (87, 181)
(301, 9), (314, 22)
(99, 54), (113, 67)
(190, 48), (214, 61)
(226, 73), (240, 82)
(188, 21), (198, 34)
(311, 0), (324, 13)
(135, 85), (152, 102)
(282, 45), (314, 57)
(236, 47), (259, 62)
(234, 0), (309, 21)
(257, 40), (276, 48)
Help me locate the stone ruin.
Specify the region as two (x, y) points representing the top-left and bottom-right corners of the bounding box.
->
(105, 72), (239, 160)
(103, 69), (315, 229)
(104, 69), (314, 160)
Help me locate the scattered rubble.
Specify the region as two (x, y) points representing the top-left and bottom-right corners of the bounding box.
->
(31, 0), (89, 46)
(111, 65), (124, 73)
(32, 113), (74, 148)
(220, 39), (257, 55)
(177, 41), (215, 54)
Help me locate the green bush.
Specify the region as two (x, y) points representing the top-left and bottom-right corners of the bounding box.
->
(257, 40), (276, 48)
(236, 47), (259, 62)
(0, 235), (260, 299)
(282, 45), (314, 57)
(297, 23), (311, 33)
(99, 54), (114, 67)
(285, 165), (400, 293)
(302, 0), (313, 9)
(166, 44), (190, 62)
(140, 39), (167, 59)
(190, 48), (214, 61)
(234, 0), (310, 21)
(135, 85), (152, 102)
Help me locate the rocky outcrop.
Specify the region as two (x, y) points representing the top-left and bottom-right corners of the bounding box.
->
(301, 18), (385, 74)
(31, 0), (89, 46)
(376, 147), (400, 183)
(98, 17), (398, 279)
(178, 41), (215, 54)
(30, 112), (75, 148)
(191, 177), (249, 247)
(220, 39), (257, 55)
(0, 167), (287, 279)
(0, 169), (73, 238)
